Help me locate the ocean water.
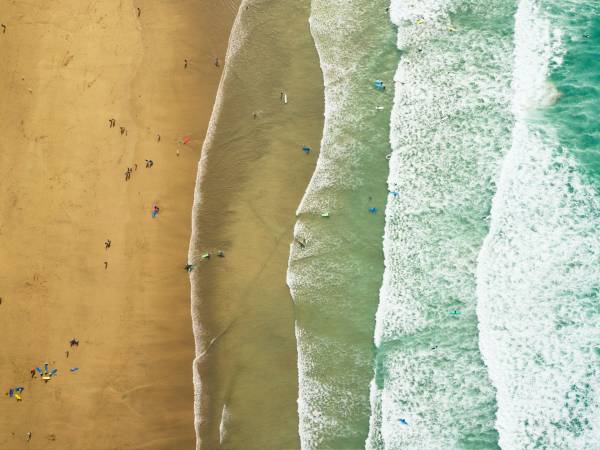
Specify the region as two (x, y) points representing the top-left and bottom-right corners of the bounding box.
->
(193, 0), (600, 448)
(367, 0), (515, 448)
(290, 0), (600, 448)
(477, 1), (600, 449)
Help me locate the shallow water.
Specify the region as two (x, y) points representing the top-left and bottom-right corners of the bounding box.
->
(189, 0), (323, 448)
(287, 0), (397, 447)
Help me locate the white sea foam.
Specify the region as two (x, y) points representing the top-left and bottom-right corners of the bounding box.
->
(476, 1), (600, 448)
(188, 2), (246, 449)
(367, 0), (515, 448)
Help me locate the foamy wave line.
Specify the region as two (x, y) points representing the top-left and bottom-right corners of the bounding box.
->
(477, 1), (600, 448)
(187, 2), (247, 448)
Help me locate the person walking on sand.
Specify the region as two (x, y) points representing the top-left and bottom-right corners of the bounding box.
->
(104, 261), (108, 270)
(156, 134), (161, 142)
(26, 432), (32, 442)
(70, 338), (79, 347)
(65, 350), (69, 358)
(184, 59), (188, 69)
(1, 24), (6, 34)
(120, 126), (126, 136)
(152, 204), (160, 218)
(105, 239), (111, 250)
(137, 7), (141, 17)
(30, 368), (35, 378)
(215, 57), (219, 67)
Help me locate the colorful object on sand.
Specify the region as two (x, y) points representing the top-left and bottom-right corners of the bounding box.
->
(450, 310), (462, 315)
(374, 80), (385, 91)
(35, 367), (42, 375)
(182, 136), (191, 145)
(399, 418), (408, 425)
(202, 253), (210, 259)
(50, 368), (58, 377)
(321, 212), (330, 218)
(369, 207), (378, 214)
(70, 368), (79, 373)
(302, 146), (311, 154)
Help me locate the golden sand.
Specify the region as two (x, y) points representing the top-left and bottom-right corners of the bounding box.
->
(0, 1), (237, 448)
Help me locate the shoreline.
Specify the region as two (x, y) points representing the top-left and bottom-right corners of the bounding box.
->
(0, 1), (237, 448)
(189, 0), (324, 447)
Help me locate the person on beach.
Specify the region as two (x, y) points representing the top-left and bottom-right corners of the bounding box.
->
(215, 57), (219, 67)
(105, 239), (111, 249)
(137, 7), (141, 17)
(184, 59), (188, 69)
(152, 205), (160, 218)
(70, 338), (79, 347)
(30, 368), (35, 378)
(65, 350), (69, 358)
(134, 163), (137, 171)
(185, 264), (194, 272)
(104, 261), (108, 270)
(26, 432), (32, 442)
(148, 160), (153, 168)
(120, 126), (126, 136)
(156, 134), (161, 142)
(1, 24), (6, 34)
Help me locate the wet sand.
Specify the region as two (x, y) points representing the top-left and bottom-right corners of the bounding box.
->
(189, 0), (324, 448)
(0, 1), (237, 449)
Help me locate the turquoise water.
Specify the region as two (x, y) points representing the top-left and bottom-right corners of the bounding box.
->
(477, 1), (600, 448)
(368, 1), (515, 448)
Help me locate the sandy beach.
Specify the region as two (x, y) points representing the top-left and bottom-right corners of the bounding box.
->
(189, 0), (324, 448)
(0, 1), (237, 448)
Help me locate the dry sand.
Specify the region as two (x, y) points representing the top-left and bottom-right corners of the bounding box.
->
(0, 1), (237, 448)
